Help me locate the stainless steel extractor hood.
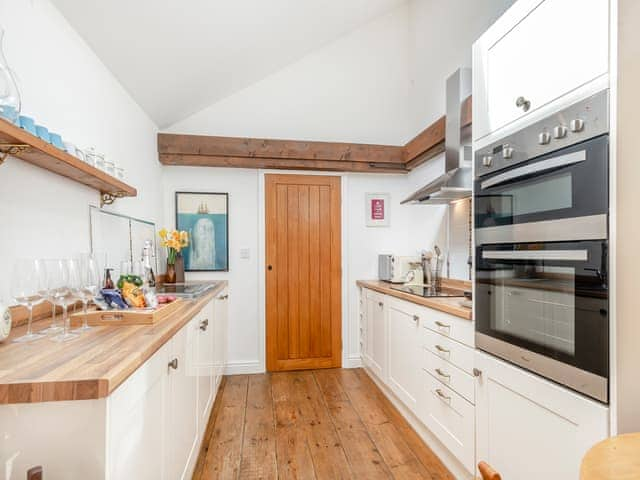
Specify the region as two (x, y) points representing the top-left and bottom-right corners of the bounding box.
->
(402, 68), (472, 204)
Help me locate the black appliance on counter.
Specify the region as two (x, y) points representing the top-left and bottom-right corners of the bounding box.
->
(473, 90), (610, 403)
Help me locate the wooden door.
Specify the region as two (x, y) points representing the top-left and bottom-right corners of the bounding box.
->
(266, 174), (341, 371)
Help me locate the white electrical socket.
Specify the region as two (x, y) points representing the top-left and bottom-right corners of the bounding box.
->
(239, 248), (250, 260)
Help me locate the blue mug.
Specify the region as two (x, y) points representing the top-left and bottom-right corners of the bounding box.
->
(49, 132), (64, 149)
(19, 115), (36, 135)
(0, 105), (18, 124)
(35, 125), (50, 143)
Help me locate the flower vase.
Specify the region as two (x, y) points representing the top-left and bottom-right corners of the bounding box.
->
(175, 254), (185, 283)
(0, 27), (21, 123)
(166, 262), (176, 284)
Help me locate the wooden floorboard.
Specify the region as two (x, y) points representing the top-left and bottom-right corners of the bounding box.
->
(193, 369), (453, 480)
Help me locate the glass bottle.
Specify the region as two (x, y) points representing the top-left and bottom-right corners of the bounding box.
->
(0, 27), (20, 123)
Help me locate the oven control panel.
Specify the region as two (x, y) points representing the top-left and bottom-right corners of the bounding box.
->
(475, 90), (609, 178)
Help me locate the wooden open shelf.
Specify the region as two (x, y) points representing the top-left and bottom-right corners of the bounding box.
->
(0, 118), (137, 205)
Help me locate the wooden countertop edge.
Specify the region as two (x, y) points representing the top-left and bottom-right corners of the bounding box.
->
(356, 280), (472, 321)
(0, 282), (227, 405)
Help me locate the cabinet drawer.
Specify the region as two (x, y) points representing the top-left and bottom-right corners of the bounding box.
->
(421, 370), (475, 474)
(424, 349), (474, 404)
(422, 309), (474, 346)
(423, 328), (475, 375)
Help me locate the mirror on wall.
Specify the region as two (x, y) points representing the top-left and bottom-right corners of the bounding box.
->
(89, 206), (158, 278)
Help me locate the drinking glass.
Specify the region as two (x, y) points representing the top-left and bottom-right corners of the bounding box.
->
(11, 259), (46, 343)
(73, 255), (101, 332)
(40, 259), (64, 334)
(50, 259), (79, 342)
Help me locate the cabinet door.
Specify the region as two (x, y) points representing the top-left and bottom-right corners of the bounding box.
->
(474, 0), (609, 139)
(387, 298), (422, 412)
(196, 302), (215, 432)
(475, 351), (609, 479)
(364, 290), (387, 381)
(166, 320), (199, 480)
(107, 342), (168, 480)
(213, 289), (228, 392)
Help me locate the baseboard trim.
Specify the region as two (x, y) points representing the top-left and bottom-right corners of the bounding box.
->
(343, 355), (363, 369)
(362, 366), (473, 480)
(224, 361), (263, 375)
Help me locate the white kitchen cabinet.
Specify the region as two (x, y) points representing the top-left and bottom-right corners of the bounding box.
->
(474, 351), (609, 479)
(362, 288), (387, 381)
(166, 316), (200, 480)
(473, 0), (609, 141)
(107, 341), (169, 480)
(421, 370), (475, 474)
(213, 288), (228, 390)
(387, 297), (422, 412)
(195, 301), (215, 436)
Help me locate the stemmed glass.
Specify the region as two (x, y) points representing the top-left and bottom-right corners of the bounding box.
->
(11, 259), (47, 343)
(49, 259), (79, 343)
(73, 255), (101, 332)
(40, 259), (64, 334)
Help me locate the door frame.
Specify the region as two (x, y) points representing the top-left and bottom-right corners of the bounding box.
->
(257, 170), (351, 373)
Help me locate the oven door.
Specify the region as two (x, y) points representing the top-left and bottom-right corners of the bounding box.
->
(475, 240), (608, 402)
(475, 135), (608, 231)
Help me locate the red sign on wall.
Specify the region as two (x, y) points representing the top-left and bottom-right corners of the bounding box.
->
(371, 198), (385, 220)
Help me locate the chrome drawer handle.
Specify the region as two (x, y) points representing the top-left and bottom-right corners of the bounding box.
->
(435, 368), (451, 379)
(435, 389), (451, 402)
(168, 358), (178, 370)
(435, 321), (451, 329)
(515, 96), (531, 112)
(200, 318), (209, 331)
(435, 345), (450, 354)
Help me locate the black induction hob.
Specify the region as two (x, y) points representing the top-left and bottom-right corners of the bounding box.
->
(389, 284), (466, 298)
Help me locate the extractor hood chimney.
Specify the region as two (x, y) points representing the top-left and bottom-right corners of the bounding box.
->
(402, 68), (472, 205)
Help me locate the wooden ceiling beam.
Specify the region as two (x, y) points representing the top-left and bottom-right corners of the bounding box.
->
(158, 133), (405, 164)
(157, 95), (471, 174)
(159, 153), (409, 174)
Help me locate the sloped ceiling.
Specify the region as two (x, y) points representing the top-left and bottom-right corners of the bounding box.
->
(51, 0), (407, 127)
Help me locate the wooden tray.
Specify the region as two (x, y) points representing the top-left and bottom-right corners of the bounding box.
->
(70, 298), (183, 326)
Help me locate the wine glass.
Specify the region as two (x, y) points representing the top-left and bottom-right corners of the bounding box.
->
(11, 259), (46, 343)
(50, 259), (79, 343)
(73, 255), (101, 332)
(40, 259), (64, 334)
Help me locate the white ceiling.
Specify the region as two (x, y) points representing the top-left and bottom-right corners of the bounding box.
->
(51, 0), (407, 127)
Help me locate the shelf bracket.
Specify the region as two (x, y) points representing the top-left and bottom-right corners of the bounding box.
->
(0, 143), (30, 165)
(100, 191), (128, 207)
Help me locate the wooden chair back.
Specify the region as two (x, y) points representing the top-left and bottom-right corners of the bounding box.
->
(478, 461), (502, 480)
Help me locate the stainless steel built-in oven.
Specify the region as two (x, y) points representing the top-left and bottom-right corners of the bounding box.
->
(473, 90), (609, 403)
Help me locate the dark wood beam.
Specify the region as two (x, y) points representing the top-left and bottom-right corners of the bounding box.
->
(401, 95), (472, 169)
(159, 153), (408, 174)
(158, 133), (404, 164)
(157, 95), (471, 174)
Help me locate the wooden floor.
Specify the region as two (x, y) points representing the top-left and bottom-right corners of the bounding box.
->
(193, 368), (453, 480)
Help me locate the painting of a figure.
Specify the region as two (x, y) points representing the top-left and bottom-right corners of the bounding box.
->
(175, 192), (229, 271)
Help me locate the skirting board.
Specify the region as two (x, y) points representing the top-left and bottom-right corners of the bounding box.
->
(224, 360), (263, 375)
(362, 366), (473, 480)
(344, 355), (363, 369)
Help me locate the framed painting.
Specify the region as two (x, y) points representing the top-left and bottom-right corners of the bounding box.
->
(365, 192), (390, 227)
(175, 192), (229, 271)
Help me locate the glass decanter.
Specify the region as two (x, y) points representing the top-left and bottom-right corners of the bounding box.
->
(0, 27), (20, 123)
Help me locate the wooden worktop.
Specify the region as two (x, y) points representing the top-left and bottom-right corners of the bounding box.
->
(0, 282), (227, 405)
(357, 280), (472, 321)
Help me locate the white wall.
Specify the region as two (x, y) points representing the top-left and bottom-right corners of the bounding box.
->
(406, 0), (516, 133)
(167, 4), (411, 145)
(0, 0), (162, 303)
